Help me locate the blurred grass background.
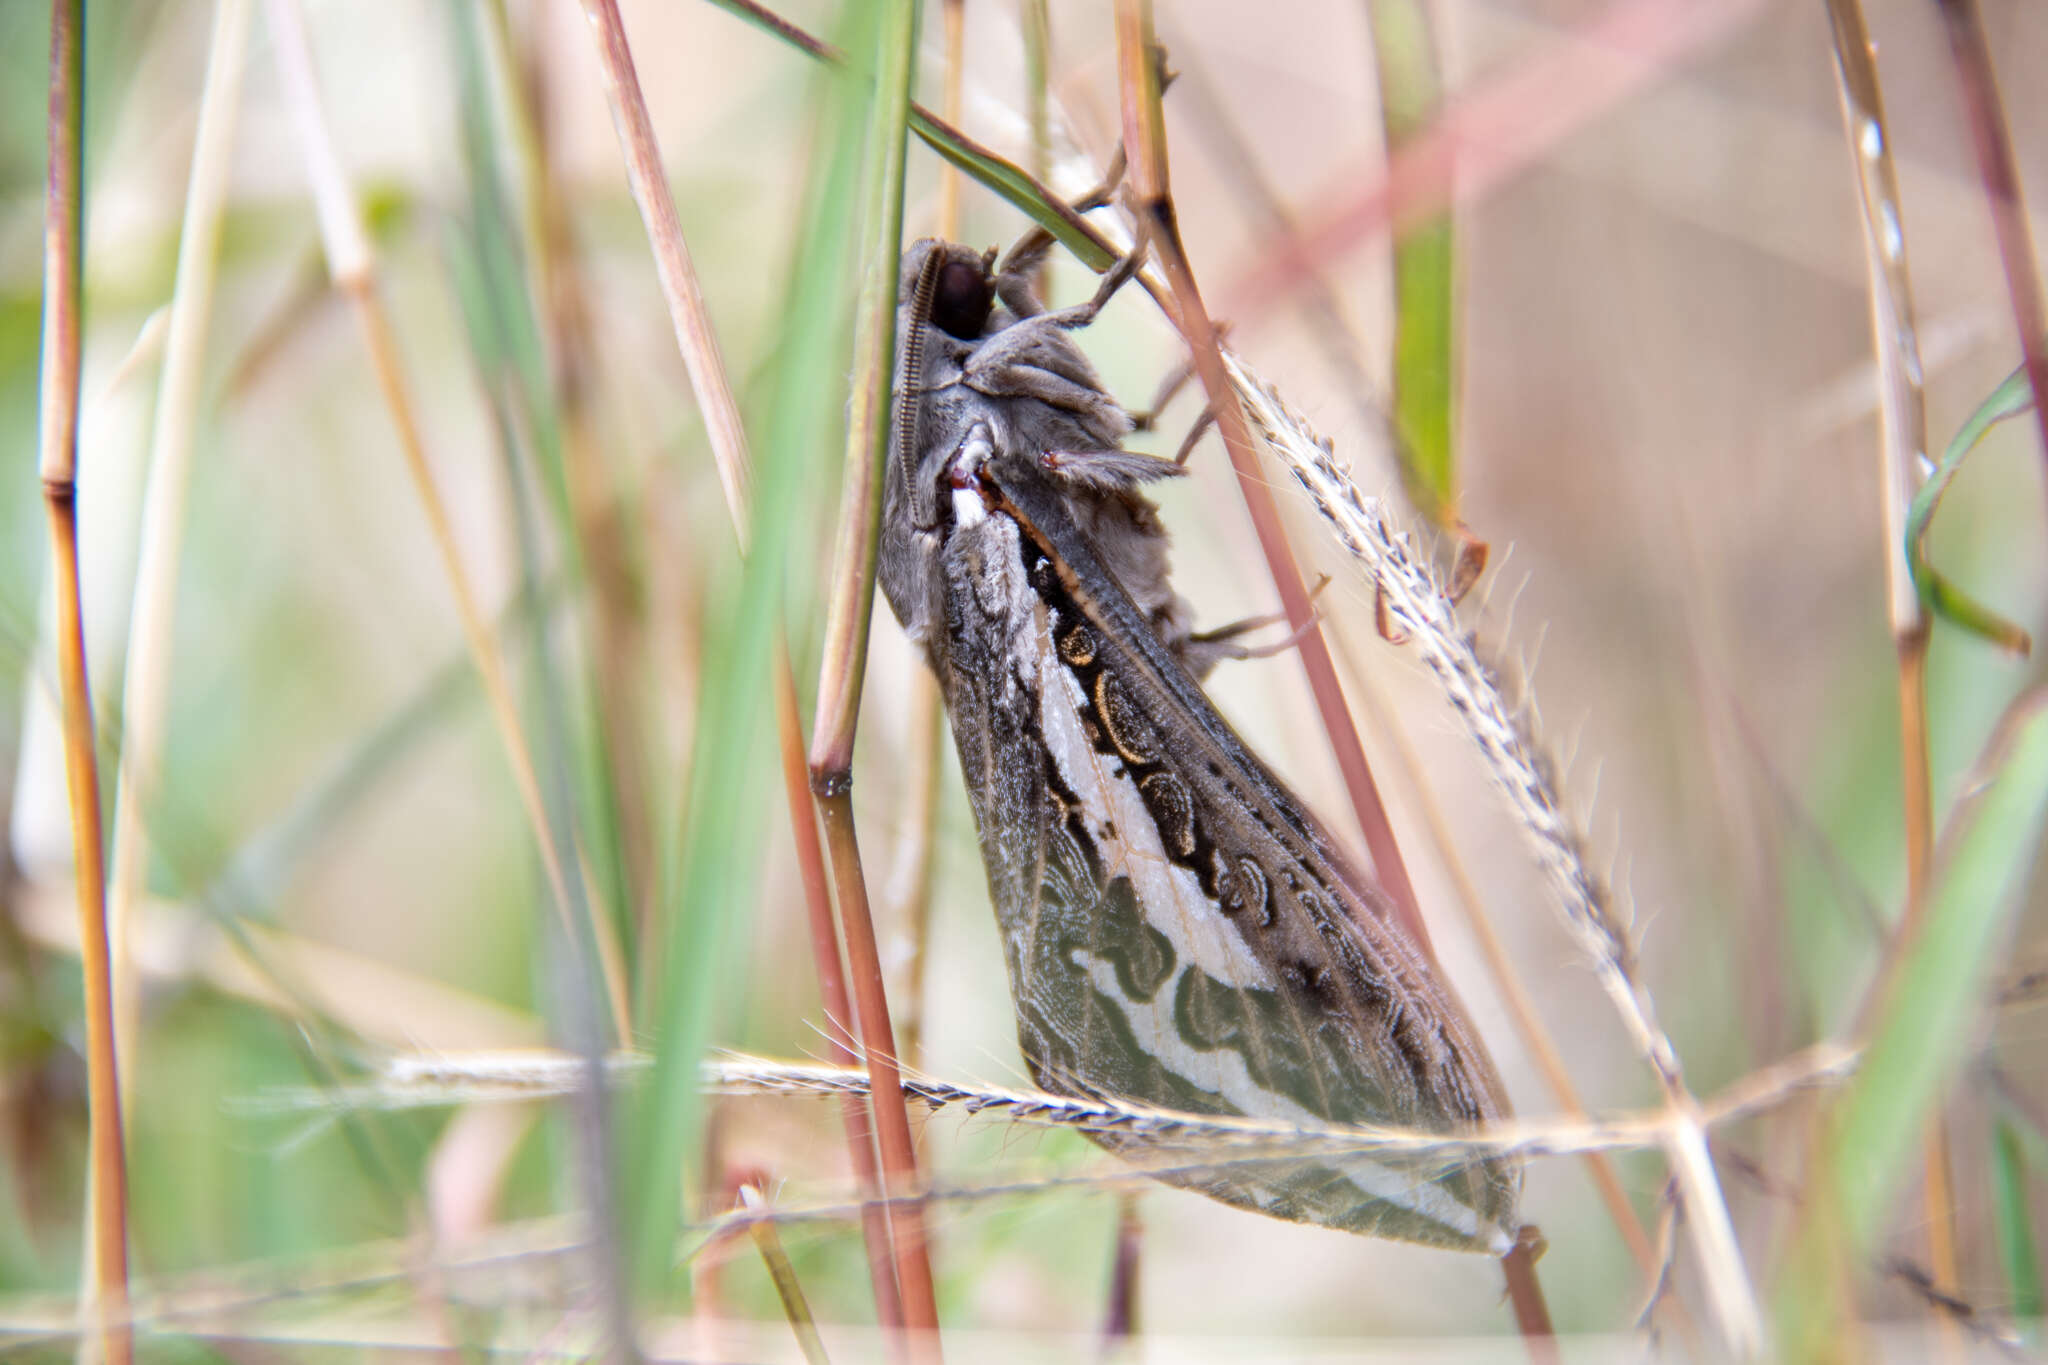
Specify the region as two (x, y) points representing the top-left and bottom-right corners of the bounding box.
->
(3, 0), (2047, 1357)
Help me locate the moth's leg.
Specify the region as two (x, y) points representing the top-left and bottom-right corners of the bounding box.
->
(995, 148), (1130, 317)
(1039, 445), (1185, 489)
(964, 244), (1149, 396)
(977, 364), (1129, 428)
(1043, 243), (1145, 330)
(1164, 405), (1215, 464)
(1180, 577), (1332, 676)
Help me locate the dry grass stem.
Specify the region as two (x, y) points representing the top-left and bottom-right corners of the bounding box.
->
(263, 0), (633, 1047)
(107, 0), (253, 1114)
(575, 0), (753, 532)
(1823, 2), (1957, 1345)
(1936, 0), (2048, 505)
(37, 2), (132, 1359)
(738, 1185), (833, 1365)
(1224, 353), (1763, 1353)
(774, 648), (906, 1334)
(247, 1042), (1857, 1168)
(1112, 0), (1433, 957)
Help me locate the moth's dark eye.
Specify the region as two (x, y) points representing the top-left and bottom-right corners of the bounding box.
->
(930, 258), (994, 340)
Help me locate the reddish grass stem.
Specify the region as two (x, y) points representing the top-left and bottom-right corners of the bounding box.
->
(813, 788), (943, 1357)
(1112, 0), (1430, 957)
(39, 3), (133, 1361)
(1935, 0), (2048, 524)
(774, 649), (907, 1341)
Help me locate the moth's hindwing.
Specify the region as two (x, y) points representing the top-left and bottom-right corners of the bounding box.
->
(883, 238), (1520, 1253)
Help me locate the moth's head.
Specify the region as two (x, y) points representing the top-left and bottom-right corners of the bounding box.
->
(900, 238), (999, 340)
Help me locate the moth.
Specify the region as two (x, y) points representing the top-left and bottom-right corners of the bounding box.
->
(877, 233), (1519, 1253)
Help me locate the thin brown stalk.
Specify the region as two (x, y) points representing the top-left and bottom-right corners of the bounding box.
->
(264, 0), (632, 1049)
(39, 3), (132, 1361)
(774, 648), (906, 1339)
(1936, 0), (2048, 510)
(1109, 0), (1433, 957)
(814, 795), (941, 1351)
(739, 1185), (833, 1365)
(570, 0), (931, 1345)
(1823, 4), (1956, 1343)
(1020, 0), (1052, 299)
(887, 674), (943, 1072)
(1099, 1195), (1142, 1346)
(799, 0), (941, 1349)
(575, 0), (752, 536)
(1501, 1228), (1557, 1362)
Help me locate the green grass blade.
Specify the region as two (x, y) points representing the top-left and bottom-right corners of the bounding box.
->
(1369, 0), (1459, 528)
(623, 2), (872, 1302)
(1993, 1118), (2045, 1338)
(1777, 691), (2048, 1356)
(704, 0), (1115, 272)
(1906, 359), (2033, 652)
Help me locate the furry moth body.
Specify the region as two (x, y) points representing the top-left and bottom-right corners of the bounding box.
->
(878, 238), (1519, 1252)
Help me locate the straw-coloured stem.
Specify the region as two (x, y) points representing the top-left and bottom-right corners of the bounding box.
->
(39, 3), (133, 1360)
(1823, 0), (1957, 1340)
(575, 0), (753, 535)
(268, 1041), (1859, 1166)
(263, 0), (632, 1049)
(739, 1185), (833, 1365)
(108, 0), (253, 1115)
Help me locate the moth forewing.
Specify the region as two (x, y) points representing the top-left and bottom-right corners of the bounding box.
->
(879, 237), (1520, 1254)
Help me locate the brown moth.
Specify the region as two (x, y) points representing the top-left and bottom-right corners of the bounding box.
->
(877, 233), (1519, 1251)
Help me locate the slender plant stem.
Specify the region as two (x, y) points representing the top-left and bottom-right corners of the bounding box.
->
(1825, 7), (1957, 1350)
(799, 0), (941, 1351)
(108, 0), (253, 1113)
(936, 0), (965, 242)
(39, 3), (132, 1361)
(738, 1186), (833, 1365)
(577, 0), (752, 534)
(1502, 1227), (1557, 1363)
(814, 793), (941, 1352)
(1100, 1195), (1142, 1344)
(1110, 0), (1431, 956)
(774, 647), (906, 1341)
(1935, 0), (2048, 513)
(570, 0), (932, 1345)
(887, 670), (943, 1073)
(264, 0), (632, 1049)
(504, 7), (660, 939)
